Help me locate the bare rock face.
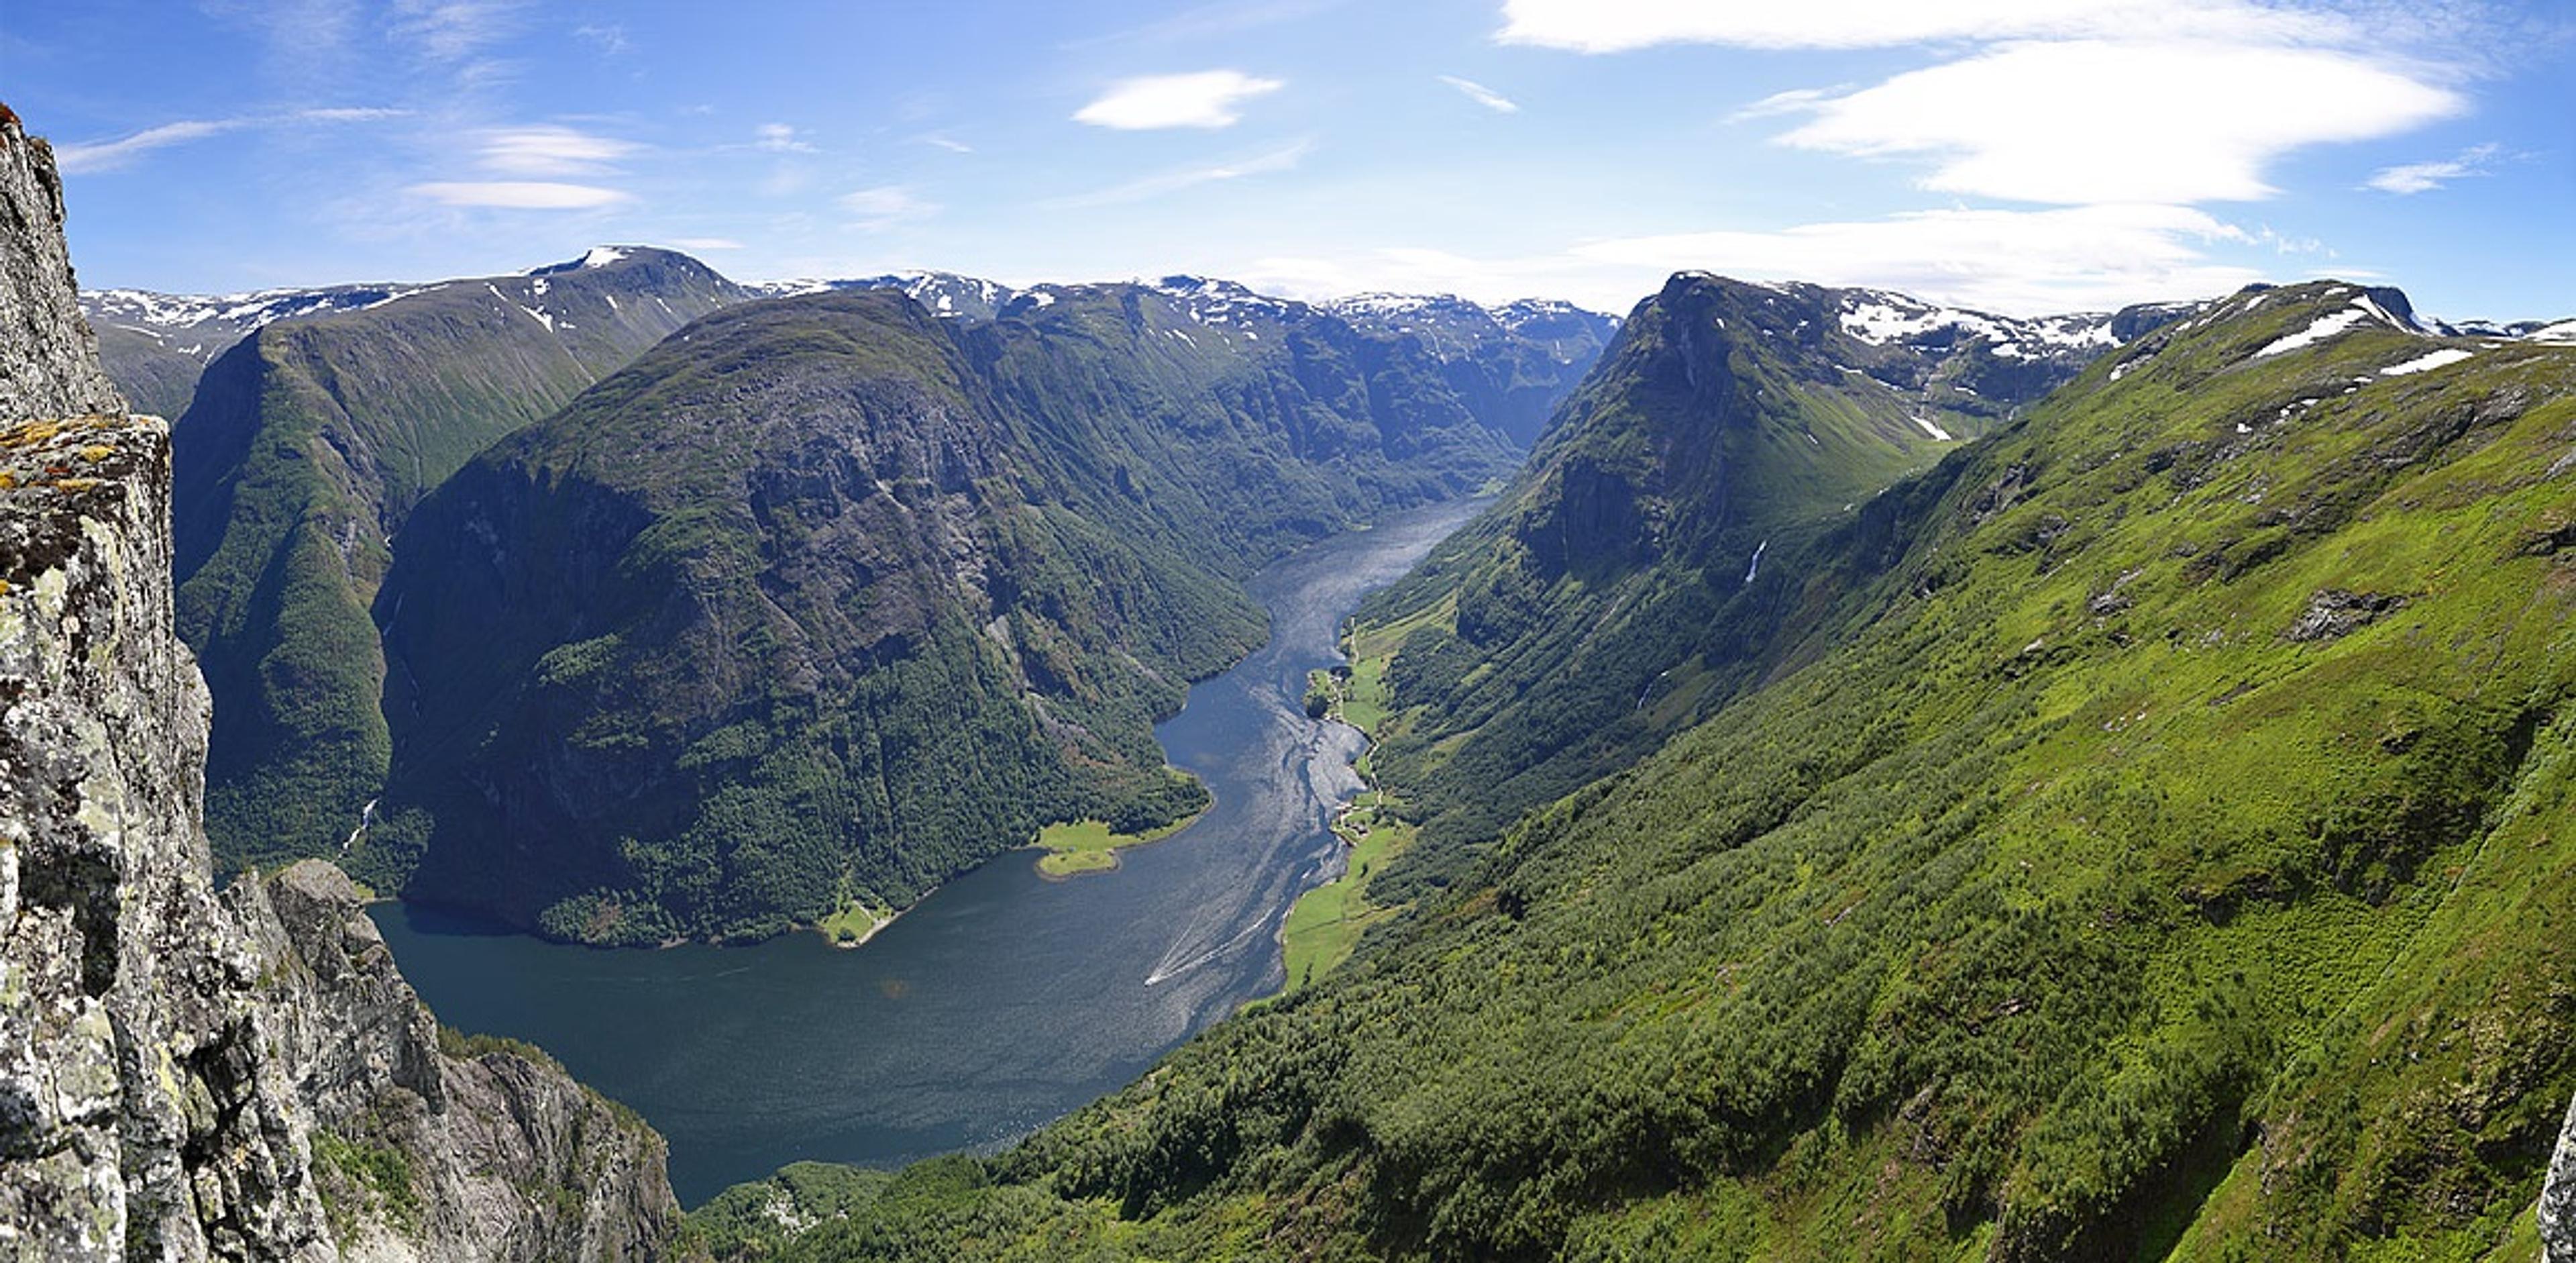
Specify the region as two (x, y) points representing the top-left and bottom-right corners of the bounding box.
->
(0, 105), (123, 421)
(0, 101), (686, 1261)
(2544, 1091), (2576, 1263)
(229, 861), (684, 1262)
(0, 411), (334, 1260)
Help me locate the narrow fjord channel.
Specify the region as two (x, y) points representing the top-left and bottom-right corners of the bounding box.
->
(372, 497), (1485, 1204)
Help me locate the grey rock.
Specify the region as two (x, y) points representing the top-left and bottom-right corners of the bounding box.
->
(2283, 589), (2406, 643)
(0, 105), (123, 421)
(0, 101), (685, 1261)
(2545, 1090), (2576, 1263)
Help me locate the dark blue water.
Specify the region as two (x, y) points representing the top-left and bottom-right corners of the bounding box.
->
(371, 498), (1483, 1205)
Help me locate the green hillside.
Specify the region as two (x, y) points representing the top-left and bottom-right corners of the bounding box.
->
(707, 281), (2576, 1260)
(168, 248), (744, 874)
(1346, 273), (2155, 873)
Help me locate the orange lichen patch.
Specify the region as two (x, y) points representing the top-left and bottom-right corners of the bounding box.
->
(1, 421), (64, 447)
(50, 478), (99, 492)
(77, 444), (112, 462)
(0, 472), (15, 489)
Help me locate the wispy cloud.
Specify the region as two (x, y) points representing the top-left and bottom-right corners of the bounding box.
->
(665, 236), (745, 251)
(838, 185), (939, 230)
(1439, 75), (1521, 113)
(755, 123), (816, 153)
(1045, 139), (1311, 207)
(917, 134), (975, 154)
(54, 108), (409, 174)
(1074, 70), (1284, 130)
(297, 106), (410, 123)
(54, 120), (245, 174)
(389, 0), (525, 60)
(1727, 87), (1836, 122)
(476, 124), (640, 176)
(409, 181), (631, 209)
(2367, 142), (2501, 194)
(574, 23), (630, 55)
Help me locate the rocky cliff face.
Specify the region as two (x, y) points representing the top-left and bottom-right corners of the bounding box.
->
(2546, 1091), (2576, 1262)
(0, 105), (121, 421)
(0, 103), (684, 1261)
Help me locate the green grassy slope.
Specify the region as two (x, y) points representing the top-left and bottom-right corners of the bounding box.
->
(716, 281), (2576, 1260)
(169, 249), (744, 874)
(1348, 273), (2147, 877)
(374, 284), (1547, 942)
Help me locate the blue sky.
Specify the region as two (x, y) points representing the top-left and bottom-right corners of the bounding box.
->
(8, 0), (2571, 319)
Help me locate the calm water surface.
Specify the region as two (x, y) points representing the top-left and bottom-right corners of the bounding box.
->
(372, 498), (1483, 1204)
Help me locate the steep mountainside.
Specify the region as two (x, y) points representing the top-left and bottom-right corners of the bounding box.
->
(1347, 273), (2183, 859)
(171, 247), (744, 874)
(0, 104), (683, 1260)
(709, 278), (2576, 1260)
(371, 280), (1548, 943)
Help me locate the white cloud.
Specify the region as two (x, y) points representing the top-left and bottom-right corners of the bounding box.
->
(478, 125), (639, 176)
(1240, 204), (2270, 315)
(574, 23), (629, 54)
(839, 185), (939, 230)
(1495, 0), (2339, 52)
(390, 0), (525, 60)
(54, 120), (245, 174)
(1729, 87), (1837, 122)
(295, 107), (411, 123)
(755, 123), (815, 153)
(917, 134), (975, 153)
(53, 109), (409, 174)
(410, 181), (631, 209)
(1773, 40), (2461, 203)
(1073, 70), (1284, 130)
(2366, 142), (2500, 193)
(1045, 140), (1311, 207)
(665, 236), (745, 250)
(1440, 75), (1521, 113)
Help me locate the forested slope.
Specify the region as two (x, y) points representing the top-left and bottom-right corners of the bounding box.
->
(170, 248), (745, 871)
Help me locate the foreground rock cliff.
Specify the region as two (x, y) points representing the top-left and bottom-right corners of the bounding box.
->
(0, 103), (682, 1260)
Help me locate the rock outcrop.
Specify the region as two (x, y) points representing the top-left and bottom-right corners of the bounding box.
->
(2546, 1090), (2576, 1262)
(230, 862), (682, 1261)
(0, 105), (121, 421)
(0, 101), (684, 1260)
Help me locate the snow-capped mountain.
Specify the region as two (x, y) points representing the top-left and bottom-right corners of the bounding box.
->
(747, 270), (1016, 321)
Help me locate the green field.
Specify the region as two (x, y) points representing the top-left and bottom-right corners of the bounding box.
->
(1280, 805), (1413, 992)
(814, 899), (893, 946)
(1030, 811), (1200, 878)
(1279, 609), (1448, 990)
